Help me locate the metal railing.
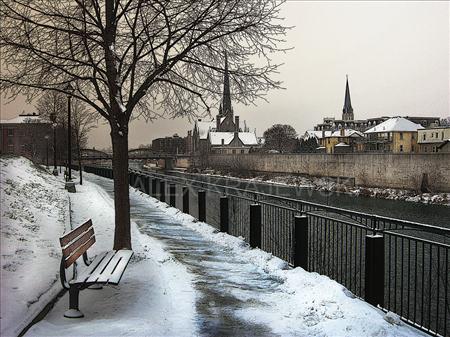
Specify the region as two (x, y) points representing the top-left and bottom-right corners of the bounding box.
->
(85, 165), (450, 337)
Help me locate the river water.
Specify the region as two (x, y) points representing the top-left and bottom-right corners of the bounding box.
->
(160, 170), (450, 228)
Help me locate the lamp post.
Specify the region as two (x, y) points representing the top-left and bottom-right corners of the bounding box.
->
(65, 83), (74, 180)
(44, 135), (49, 169)
(50, 113), (58, 176)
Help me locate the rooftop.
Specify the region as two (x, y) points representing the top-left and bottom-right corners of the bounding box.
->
(364, 117), (424, 134)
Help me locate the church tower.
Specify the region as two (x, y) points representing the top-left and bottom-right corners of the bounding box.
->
(342, 75), (354, 121)
(216, 52), (238, 132)
(219, 52), (233, 118)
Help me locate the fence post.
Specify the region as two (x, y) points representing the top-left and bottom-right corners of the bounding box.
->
(250, 204), (262, 248)
(144, 176), (150, 194)
(182, 187), (189, 214)
(151, 178), (157, 198)
(198, 190), (206, 222)
(160, 180), (165, 202)
(365, 234), (384, 307)
(169, 183), (176, 207)
(220, 196), (229, 233)
(293, 215), (309, 270)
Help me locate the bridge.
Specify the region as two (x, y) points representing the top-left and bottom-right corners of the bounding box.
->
(78, 148), (193, 169)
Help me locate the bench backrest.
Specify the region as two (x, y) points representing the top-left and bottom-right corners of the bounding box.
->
(59, 219), (96, 268)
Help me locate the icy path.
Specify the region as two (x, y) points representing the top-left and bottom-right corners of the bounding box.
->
(93, 174), (282, 336)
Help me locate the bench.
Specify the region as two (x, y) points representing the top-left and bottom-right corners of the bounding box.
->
(59, 219), (133, 318)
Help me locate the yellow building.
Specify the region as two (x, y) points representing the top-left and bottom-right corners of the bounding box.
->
(417, 126), (450, 153)
(364, 117), (423, 153)
(319, 129), (365, 154)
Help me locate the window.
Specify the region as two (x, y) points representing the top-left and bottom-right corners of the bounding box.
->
(240, 149), (245, 154)
(7, 128), (14, 136)
(423, 134), (426, 141)
(399, 145), (403, 152)
(232, 149), (236, 154)
(399, 132), (403, 140)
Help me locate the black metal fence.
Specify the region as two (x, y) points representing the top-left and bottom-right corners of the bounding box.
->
(85, 166), (450, 337)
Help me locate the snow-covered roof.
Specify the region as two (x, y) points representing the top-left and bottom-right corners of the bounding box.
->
(303, 130), (332, 140)
(0, 114), (46, 124)
(196, 119), (216, 139)
(335, 142), (350, 147)
(330, 129), (364, 138)
(209, 132), (258, 146)
(365, 117), (424, 134)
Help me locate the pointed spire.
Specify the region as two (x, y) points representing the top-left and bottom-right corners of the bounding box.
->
(221, 51), (233, 117)
(342, 75), (354, 121)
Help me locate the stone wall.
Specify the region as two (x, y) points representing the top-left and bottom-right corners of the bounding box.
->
(207, 153), (450, 192)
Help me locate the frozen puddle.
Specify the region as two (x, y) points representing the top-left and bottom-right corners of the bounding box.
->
(92, 174), (282, 337)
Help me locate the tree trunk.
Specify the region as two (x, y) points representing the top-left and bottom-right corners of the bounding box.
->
(111, 129), (132, 250)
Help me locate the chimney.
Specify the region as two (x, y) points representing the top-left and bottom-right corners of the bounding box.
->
(216, 115), (221, 131)
(221, 138), (225, 145)
(235, 116), (240, 132)
(340, 128), (345, 137)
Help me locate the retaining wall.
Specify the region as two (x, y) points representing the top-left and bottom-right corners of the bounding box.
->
(207, 153), (450, 192)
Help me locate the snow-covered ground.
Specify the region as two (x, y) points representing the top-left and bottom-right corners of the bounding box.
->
(193, 169), (450, 206)
(0, 157), (69, 337)
(2, 157), (425, 336)
(26, 172), (197, 336)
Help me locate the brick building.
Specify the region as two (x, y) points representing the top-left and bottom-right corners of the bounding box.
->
(0, 113), (52, 162)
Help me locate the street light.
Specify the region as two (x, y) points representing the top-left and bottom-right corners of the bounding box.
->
(50, 113), (58, 176)
(65, 83), (74, 181)
(44, 135), (49, 169)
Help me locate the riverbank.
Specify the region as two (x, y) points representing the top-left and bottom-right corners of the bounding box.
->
(190, 168), (450, 206)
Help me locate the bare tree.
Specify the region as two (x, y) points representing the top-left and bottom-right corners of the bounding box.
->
(35, 91), (98, 182)
(71, 100), (98, 185)
(0, 0), (288, 249)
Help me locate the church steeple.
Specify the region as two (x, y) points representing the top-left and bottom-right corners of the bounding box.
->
(342, 75), (354, 121)
(221, 52), (233, 117)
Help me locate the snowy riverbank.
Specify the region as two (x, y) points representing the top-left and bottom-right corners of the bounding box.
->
(1, 157), (425, 336)
(193, 169), (450, 206)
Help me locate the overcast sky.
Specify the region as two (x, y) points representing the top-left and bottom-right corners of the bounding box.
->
(1, 1), (449, 149)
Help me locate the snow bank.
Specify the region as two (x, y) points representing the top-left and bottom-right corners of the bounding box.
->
(0, 156), (69, 337)
(26, 176), (197, 336)
(133, 188), (424, 337)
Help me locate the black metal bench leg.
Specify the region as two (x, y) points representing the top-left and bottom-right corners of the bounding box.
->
(64, 286), (84, 318)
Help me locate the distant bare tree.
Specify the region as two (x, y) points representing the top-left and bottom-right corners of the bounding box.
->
(263, 124), (298, 153)
(35, 92), (98, 184)
(0, 0), (288, 249)
(71, 100), (98, 185)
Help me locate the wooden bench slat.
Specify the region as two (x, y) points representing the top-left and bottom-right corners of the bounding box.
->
(69, 251), (109, 285)
(60, 220), (92, 247)
(91, 251), (125, 283)
(85, 251), (117, 283)
(62, 228), (95, 258)
(64, 236), (96, 268)
(105, 250), (134, 285)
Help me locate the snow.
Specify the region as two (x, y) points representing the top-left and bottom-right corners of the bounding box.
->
(1, 158), (425, 336)
(330, 129), (364, 138)
(209, 131), (258, 146)
(0, 156), (69, 337)
(197, 170), (450, 206)
(365, 117), (424, 133)
(0, 114), (46, 124)
(25, 172), (197, 337)
(130, 188), (425, 337)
